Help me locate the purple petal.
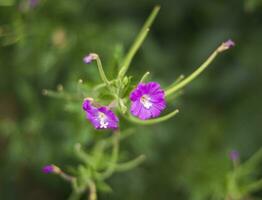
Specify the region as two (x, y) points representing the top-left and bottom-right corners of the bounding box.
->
(149, 105), (162, 118)
(82, 99), (119, 130)
(131, 100), (143, 116)
(83, 54), (96, 64)
(82, 99), (93, 111)
(224, 39), (235, 49)
(146, 82), (161, 94)
(138, 107), (152, 120)
(229, 150), (239, 161)
(42, 165), (54, 173)
(29, 0), (39, 8)
(42, 165), (60, 174)
(129, 82), (166, 120)
(98, 107), (119, 129)
(130, 85), (143, 101)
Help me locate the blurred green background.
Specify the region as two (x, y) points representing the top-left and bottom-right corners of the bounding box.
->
(1, 0), (262, 199)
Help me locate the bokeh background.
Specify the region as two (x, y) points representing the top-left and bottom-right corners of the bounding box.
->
(1, 0), (262, 199)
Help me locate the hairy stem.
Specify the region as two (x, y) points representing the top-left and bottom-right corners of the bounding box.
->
(99, 130), (120, 180)
(165, 44), (224, 97)
(118, 6), (160, 78)
(88, 181), (97, 200)
(94, 55), (111, 87)
(126, 109), (179, 125)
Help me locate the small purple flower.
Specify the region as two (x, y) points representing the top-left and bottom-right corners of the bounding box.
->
(130, 82), (166, 120)
(218, 39), (235, 52)
(82, 99), (119, 129)
(229, 150), (239, 161)
(42, 165), (60, 174)
(223, 39), (235, 49)
(29, 0), (40, 8)
(83, 53), (97, 64)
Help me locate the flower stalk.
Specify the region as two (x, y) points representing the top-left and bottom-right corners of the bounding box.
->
(165, 40), (235, 97)
(84, 53), (111, 87)
(126, 109), (179, 125)
(99, 130), (120, 180)
(88, 180), (97, 200)
(118, 5), (160, 79)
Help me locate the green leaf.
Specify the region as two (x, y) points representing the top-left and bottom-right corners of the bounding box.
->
(97, 181), (113, 193)
(115, 154), (146, 172)
(118, 6), (160, 78)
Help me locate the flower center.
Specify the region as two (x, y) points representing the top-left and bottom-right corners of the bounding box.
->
(98, 112), (108, 128)
(140, 95), (152, 109)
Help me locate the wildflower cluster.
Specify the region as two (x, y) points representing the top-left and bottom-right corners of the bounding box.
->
(42, 6), (235, 200)
(80, 36), (234, 129)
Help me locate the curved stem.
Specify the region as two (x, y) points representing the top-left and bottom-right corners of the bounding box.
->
(99, 130), (120, 180)
(125, 109), (179, 125)
(59, 172), (75, 182)
(94, 55), (111, 87)
(115, 154), (146, 172)
(139, 71), (150, 83)
(165, 46), (221, 97)
(165, 74), (184, 90)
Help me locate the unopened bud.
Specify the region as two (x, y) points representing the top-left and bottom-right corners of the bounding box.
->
(42, 165), (61, 174)
(229, 150), (239, 161)
(83, 53), (98, 64)
(217, 39), (235, 52)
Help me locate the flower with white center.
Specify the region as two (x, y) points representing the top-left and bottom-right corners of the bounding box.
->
(130, 82), (166, 120)
(82, 99), (119, 130)
(140, 95), (153, 109)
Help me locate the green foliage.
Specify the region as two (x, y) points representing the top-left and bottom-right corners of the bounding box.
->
(1, 0), (262, 200)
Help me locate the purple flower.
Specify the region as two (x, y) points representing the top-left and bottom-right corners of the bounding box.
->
(83, 53), (97, 64)
(218, 39), (235, 52)
(82, 99), (119, 129)
(42, 165), (60, 174)
(29, 0), (40, 8)
(223, 39), (235, 49)
(130, 82), (166, 120)
(229, 150), (239, 161)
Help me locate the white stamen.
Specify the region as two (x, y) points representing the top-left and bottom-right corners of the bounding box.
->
(98, 112), (108, 128)
(140, 95), (152, 109)
(100, 121), (109, 129)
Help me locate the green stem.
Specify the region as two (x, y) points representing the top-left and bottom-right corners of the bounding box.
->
(244, 179), (262, 194)
(88, 181), (97, 200)
(165, 46), (221, 97)
(60, 172), (75, 182)
(118, 6), (160, 78)
(236, 147), (262, 175)
(115, 155), (146, 172)
(139, 71), (150, 83)
(99, 130), (120, 180)
(74, 143), (94, 167)
(165, 74), (184, 90)
(94, 54), (111, 87)
(125, 109), (179, 125)
(103, 129), (135, 149)
(93, 80), (115, 92)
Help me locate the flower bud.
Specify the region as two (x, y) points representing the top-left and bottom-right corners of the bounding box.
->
(83, 53), (98, 64)
(217, 39), (235, 52)
(42, 165), (61, 174)
(229, 150), (239, 161)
